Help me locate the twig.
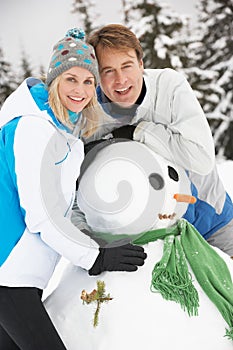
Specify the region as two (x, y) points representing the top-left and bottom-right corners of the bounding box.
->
(81, 280), (113, 327)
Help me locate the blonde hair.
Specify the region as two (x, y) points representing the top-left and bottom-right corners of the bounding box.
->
(48, 76), (104, 138)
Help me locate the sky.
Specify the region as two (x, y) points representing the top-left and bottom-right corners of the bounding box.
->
(0, 0), (197, 73)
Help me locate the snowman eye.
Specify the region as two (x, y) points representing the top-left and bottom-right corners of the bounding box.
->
(168, 166), (179, 182)
(149, 173), (165, 190)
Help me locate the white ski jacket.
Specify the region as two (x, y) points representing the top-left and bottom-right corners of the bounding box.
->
(0, 78), (99, 289)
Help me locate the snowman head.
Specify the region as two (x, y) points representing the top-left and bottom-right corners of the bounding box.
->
(77, 140), (195, 241)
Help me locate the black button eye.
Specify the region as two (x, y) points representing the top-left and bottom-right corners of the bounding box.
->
(149, 173), (165, 190)
(168, 166), (179, 182)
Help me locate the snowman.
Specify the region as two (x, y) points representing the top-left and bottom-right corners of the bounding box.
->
(44, 140), (233, 350)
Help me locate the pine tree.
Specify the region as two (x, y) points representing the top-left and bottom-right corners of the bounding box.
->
(38, 64), (46, 82)
(185, 0), (233, 159)
(122, 0), (190, 70)
(19, 50), (34, 83)
(0, 47), (18, 107)
(71, 0), (100, 35)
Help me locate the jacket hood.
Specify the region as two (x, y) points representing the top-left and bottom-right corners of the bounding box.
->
(0, 77), (51, 128)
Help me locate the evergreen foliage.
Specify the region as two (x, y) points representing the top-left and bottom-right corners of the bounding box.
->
(184, 0), (233, 159)
(0, 48), (18, 107)
(71, 0), (100, 35)
(81, 280), (113, 327)
(19, 51), (34, 82)
(122, 0), (190, 70)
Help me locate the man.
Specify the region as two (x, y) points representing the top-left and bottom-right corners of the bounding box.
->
(74, 24), (233, 257)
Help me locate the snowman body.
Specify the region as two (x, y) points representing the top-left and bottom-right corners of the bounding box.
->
(44, 141), (233, 350)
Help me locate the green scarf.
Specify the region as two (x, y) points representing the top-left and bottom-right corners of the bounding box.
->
(133, 219), (233, 341)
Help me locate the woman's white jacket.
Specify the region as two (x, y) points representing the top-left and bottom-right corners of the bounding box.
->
(0, 78), (99, 289)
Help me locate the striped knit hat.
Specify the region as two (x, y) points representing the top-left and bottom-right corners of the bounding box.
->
(46, 28), (98, 86)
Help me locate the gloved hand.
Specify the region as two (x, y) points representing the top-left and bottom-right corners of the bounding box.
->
(112, 125), (136, 140)
(88, 243), (147, 275)
(84, 139), (108, 155)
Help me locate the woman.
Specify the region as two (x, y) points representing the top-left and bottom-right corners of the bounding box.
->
(0, 28), (146, 349)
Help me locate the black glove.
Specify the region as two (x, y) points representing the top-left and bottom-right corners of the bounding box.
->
(84, 139), (108, 155)
(112, 125), (136, 140)
(88, 243), (147, 276)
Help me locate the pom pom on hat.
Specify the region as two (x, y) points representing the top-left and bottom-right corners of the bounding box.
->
(46, 28), (99, 86)
(65, 28), (85, 41)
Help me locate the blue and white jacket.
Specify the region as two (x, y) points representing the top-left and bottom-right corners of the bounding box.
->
(0, 78), (99, 289)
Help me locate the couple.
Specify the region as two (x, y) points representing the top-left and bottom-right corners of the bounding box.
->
(0, 24), (232, 349)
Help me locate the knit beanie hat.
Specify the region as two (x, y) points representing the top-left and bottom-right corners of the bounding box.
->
(46, 28), (99, 86)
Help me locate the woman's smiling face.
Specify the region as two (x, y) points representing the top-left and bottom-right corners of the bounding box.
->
(58, 66), (95, 113)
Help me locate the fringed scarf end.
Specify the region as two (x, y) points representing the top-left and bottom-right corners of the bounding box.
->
(225, 326), (233, 341)
(151, 268), (199, 316)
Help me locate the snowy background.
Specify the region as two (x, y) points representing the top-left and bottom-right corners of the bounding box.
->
(1, 0), (232, 160)
(0, 0), (197, 70)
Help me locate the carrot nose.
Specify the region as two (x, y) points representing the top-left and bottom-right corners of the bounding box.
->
(173, 193), (196, 204)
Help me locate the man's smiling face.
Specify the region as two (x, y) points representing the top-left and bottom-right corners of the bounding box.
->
(96, 47), (144, 108)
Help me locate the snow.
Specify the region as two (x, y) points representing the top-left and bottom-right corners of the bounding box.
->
(44, 238), (233, 350)
(216, 160), (233, 196)
(171, 55), (182, 68)
(43, 159), (233, 350)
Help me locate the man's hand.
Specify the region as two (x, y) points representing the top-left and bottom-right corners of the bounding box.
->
(112, 125), (136, 140)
